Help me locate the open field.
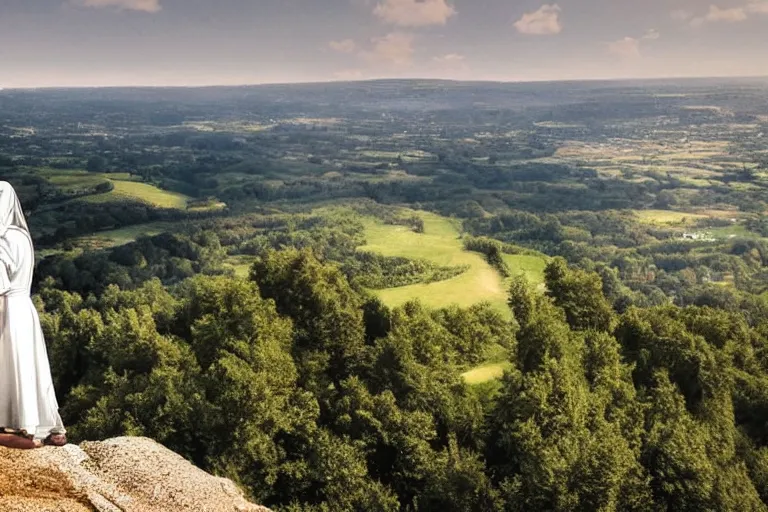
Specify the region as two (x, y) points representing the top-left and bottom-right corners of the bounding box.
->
(47, 173), (110, 191)
(461, 362), (513, 385)
(71, 222), (176, 250)
(182, 121), (275, 132)
(634, 210), (710, 226)
(359, 211), (547, 316)
(225, 255), (257, 278)
(35, 168), (111, 193)
(81, 180), (190, 208)
(549, 138), (763, 193)
(502, 254), (548, 288)
(34, 169), (195, 209)
(359, 212), (511, 314)
(708, 224), (757, 240)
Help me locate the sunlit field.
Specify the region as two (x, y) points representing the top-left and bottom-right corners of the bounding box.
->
(359, 211), (547, 316)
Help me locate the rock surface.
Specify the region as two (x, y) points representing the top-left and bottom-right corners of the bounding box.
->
(0, 436), (272, 512)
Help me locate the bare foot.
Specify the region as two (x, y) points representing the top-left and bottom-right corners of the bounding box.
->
(43, 433), (67, 447)
(0, 433), (42, 450)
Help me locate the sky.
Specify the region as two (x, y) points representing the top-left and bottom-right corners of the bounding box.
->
(0, 0), (766, 87)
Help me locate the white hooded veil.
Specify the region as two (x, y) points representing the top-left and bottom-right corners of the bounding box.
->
(0, 181), (29, 237)
(0, 182), (29, 291)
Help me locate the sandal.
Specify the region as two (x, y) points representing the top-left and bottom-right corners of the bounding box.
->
(43, 433), (67, 447)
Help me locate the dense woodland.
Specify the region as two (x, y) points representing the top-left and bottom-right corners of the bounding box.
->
(3, 78), (768, 510)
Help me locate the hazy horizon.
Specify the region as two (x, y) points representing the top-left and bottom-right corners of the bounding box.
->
(2, 0), (767, 88)
(3, 74), (768, 92)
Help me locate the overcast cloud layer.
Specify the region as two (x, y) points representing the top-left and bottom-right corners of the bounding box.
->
(0, 0), (766, 87)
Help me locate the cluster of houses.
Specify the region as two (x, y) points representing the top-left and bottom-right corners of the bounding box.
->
(681, 232), (717, 242)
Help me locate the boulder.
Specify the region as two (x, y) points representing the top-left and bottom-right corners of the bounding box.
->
(0, 436), (271, 512)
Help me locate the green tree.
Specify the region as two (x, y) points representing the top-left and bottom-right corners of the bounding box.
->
(251, 248), (366, 391)
(489, 282), (651, 511)
(86, 155), (107, 173)
(544, 257), (615, 332)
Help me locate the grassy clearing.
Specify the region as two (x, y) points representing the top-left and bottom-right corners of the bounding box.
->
(35, 169), (109, 193)
(634, 210), (709, 226)
(534, 121), (585, 129)
(225, 255), (257, 278)
(359, 212), (515, 316)
(346, 170), (429, 185)
(188, 201), (228, 213)
(49, 175), (110, 194)
(676, 177), (714, 188)
(554, 140), (732, 169)
(71, 222), (175, 250)
(82, 181), (190, 209)
(183, 121), (275, 132)
(709, 225), (757, 240)
(358, 150), (402, 160)
(503, 254), (548, 288)
(37, 169), (193, 209)
(461, 362), (513, 385)
(105, 172), (144, 182)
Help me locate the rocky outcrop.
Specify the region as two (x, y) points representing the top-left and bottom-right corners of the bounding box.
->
(0, 437), (271, 512)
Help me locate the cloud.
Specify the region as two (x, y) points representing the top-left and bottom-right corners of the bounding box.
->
(747, 1), (768, 13)
(514, 5), (563, 35)
(642, 29), (660, 40)
(374, 0), (456, 27)
(686, 1), (768, 25)
(432, 53), (465, 64)
(705, 5), (748, 22)
(329, 39), (358, 53)
(690, 4), (752, 26)
(362, 32), (415, 67)
(671, 9), (693, 21)
(73, 0), (161, 12)
(608, 37), (642, 59)
(332, 32), (415, 72)
(607, 29), (659, 60)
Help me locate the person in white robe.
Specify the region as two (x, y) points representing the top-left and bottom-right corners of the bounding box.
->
(0, 181), (67, 448)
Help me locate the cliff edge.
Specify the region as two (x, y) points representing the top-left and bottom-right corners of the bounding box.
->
(0, 436), (271, 512)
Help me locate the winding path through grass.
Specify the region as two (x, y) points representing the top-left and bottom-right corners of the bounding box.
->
(359, 212), (512, 316)
(360, 211), (548, 318)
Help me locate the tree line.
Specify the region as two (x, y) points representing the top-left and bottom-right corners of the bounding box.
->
(36, 251), (768, 511)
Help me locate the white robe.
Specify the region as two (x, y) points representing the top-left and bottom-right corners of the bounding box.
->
(0, 226), (65, 440)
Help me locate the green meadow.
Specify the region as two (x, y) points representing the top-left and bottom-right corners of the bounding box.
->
(225, 255), (257, 278)
(359, 211), (548, 318)
(46, 173), (110, 192)
(634, 209), (709, 226)
(82, 180), (190, 209)
(359, 212), (510, 315)
(36, 168), (193, 209)
(461, 361), (513, 385)
(502, 253), (548, 288)
(70, 222), (176, 250)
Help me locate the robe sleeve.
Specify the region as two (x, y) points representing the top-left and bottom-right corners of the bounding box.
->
(0, 238), (16, 294)
(0, 263), (9, 294)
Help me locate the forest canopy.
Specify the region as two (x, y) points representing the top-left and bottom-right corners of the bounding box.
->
(36, 253), (768, 511)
